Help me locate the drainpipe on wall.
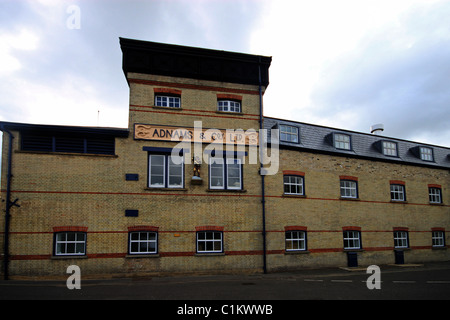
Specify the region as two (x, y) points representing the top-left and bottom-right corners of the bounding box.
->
(1, 126), (14, 280)
(258, 58), (267, 274)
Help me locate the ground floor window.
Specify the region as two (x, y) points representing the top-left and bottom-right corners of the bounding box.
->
(343, 230), (361, 250)
(54, 232), (86, 256)
(285, 230), (307, 251)
(432, 230), (445, 247)
(129, 231), (158, 254)
(196, 231), (223, 253)
(394, 231), (409, 248)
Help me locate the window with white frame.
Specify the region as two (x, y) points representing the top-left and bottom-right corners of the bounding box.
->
(217, 100), (241, 113)
(129, 231), (158, 254)
(334, 133), (351, 150)
(390, 184), (405, 201)
(429, 187), (442, 204)
(283, 175), (304, 195)
(420, 147), (433, 161)
(340, 180), (358, 198)
(54, 232), (86, 256)
(285, 230), (307, 251)
(155, 95), (181, 108)
(197, 231), (223, 253)
(148, 154), (184, 188)
(382, 141), (398, 156)
(280, 125), (299, 143)
(209, 157), (242, 190)
(343, 230), (361, 250)
(394, 231), (409, 248)
(432, 231), (445, 247)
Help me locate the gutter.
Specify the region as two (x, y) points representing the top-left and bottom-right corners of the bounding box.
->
(258, 58), (267, 274)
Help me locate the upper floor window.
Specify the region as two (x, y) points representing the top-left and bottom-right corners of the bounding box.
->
(420, 147), (434, 161)
(340, 180), (358, 199)
(280, 125), (299, 143)
(148, 154), (184, 188)
(217, 100), (241, 113)
(209, 157), (242, 190)
(382, 141), (398, 157)
(334, 133), (351, 150)
(283, 175), (304, 195)
(155, 95), (181, 108)
(390, 183), (406, 202)
(429, 186), (442, 204)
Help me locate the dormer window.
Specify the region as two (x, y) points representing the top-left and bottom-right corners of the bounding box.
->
(420, 147), (434, 161)
(334, 133), (351, 150)
(280, 125), (299, 143)
(382, 141), (398, 157)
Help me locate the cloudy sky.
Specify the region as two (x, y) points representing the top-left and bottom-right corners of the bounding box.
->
(1, 0), (450, 147)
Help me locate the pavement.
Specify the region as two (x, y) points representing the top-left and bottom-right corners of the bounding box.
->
(0, 261), (449, 301)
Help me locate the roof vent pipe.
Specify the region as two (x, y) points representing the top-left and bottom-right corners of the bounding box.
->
(371, 124), (384, 135)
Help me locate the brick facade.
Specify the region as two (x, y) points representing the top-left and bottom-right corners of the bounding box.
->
(0, 39), (449, 279)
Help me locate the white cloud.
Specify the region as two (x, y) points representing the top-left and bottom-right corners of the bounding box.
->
(0, 28), (39, 76)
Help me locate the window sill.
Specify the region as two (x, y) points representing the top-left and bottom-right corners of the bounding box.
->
(431, 246), (447, 250)
(152, 105), (183, 111)
(393, 248), (411, 251)
(126, 254), (160, 258)
(343, 249), (364, 252)
(51, 255), (88, 260)
(195, 252), (225, 257)
(284, 250), (310, 255)
(340, 197), (360, 201)
(390, 200), (408, 204)
(207, 189), (247, 193)
(216, 111), (244, 116)
(429, 202), (445, 206)
(144, 187), (188, 191)
(282, 194), (306, 198)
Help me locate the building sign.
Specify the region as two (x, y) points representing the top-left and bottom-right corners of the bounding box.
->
(134, 123), (258, 146)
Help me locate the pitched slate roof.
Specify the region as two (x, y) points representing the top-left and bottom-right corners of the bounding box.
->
(264, 116), (450, 169)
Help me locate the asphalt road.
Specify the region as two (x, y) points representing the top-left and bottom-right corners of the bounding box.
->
(1, 262), (449, 302)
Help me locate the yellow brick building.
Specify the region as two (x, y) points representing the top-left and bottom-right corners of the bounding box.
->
(0, 38), (449, 279)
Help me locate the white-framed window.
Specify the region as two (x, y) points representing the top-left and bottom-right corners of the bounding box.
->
(382, 141), (398, 157)
(429, 187), (442, 204)
(283, 175), (304, 195)
(217, 100), (241, 113)
(343, 230), (361, 250)
(390, 184), (405, 201)
(54, 232), (86, 256)
(340, 180), (358, 198)
(285, 231), (307, 251)
(129, 231), (158, 255)
(280, 125), (299, 143)
(420, 147), (434, 161)
(394, 231), (409, 248)
(432, 231), (445, 247)
(155, 95), (181, 108)
(197, 231), (223, 253)
(209, 158), (242, 190)
(334, 133), (351, 150)
(148, 154), (184, 188)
